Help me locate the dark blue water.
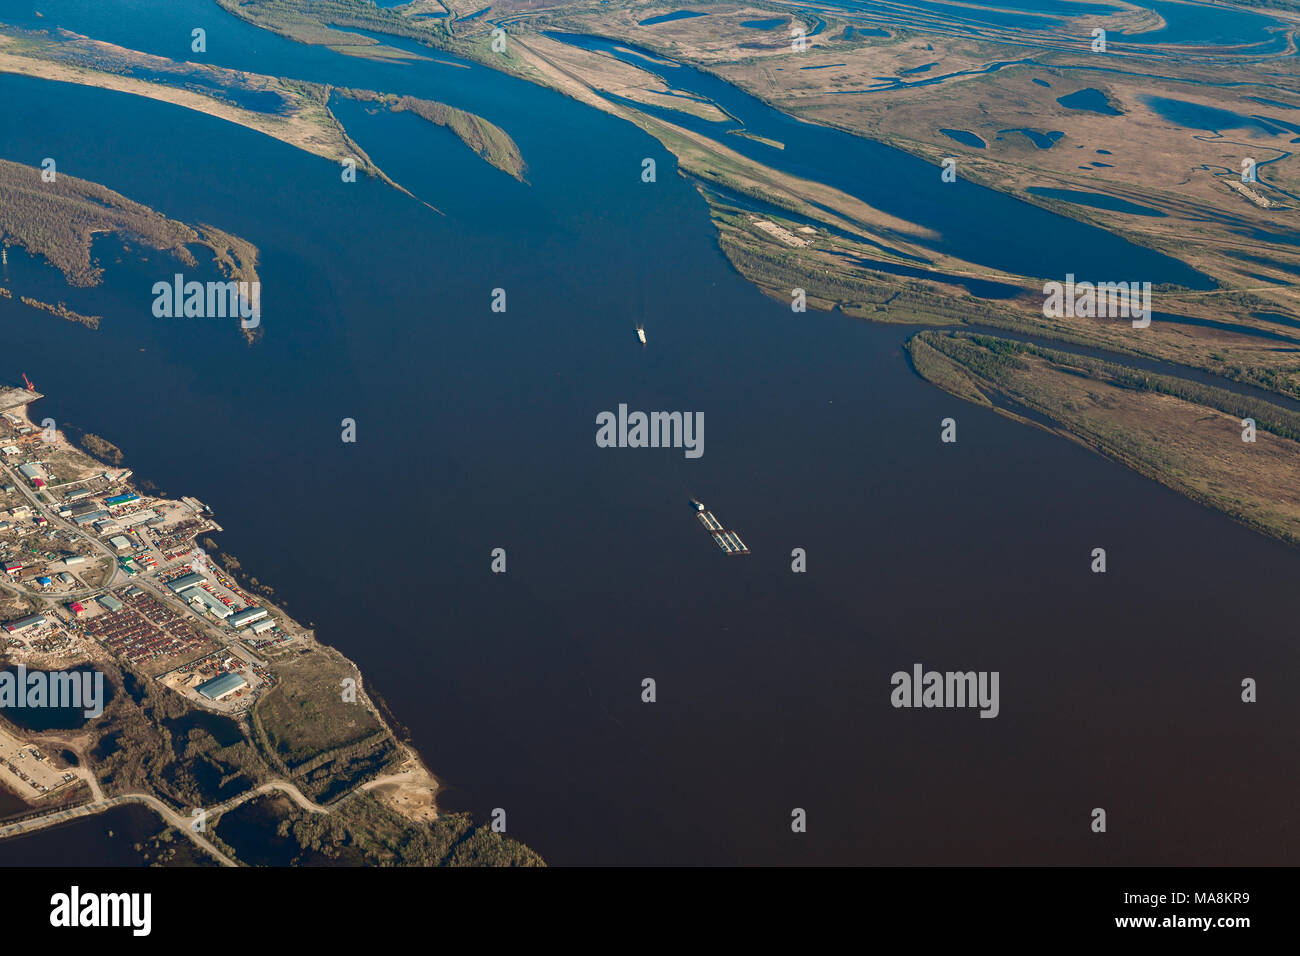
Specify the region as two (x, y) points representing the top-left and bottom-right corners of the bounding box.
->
(1028, 187), (1165, 218)
(813, 0), (1291, 52)
(940, 128), (985, 148)
(997, 127), (1065, 150)
(828, 57), (1038, 93)
(820, 0), (1099, 31)
(0, 667), (113, 730)
(1, 0), (1297, 868)
(1049, 62), (1300, 99)
(164, 710), (243, 747)
(1249, 114), (1300, 137)
(1057, 88), (1122, 116)
(123, 66), (292, 114)
(0, 804), (164, 865)
(697, 180), (927, 262)
(639, 10), (707, 26)
(1114, 0), (1289, 50)
(1245, 96), (1300, 112)
(835, 253), (1025, 298)
(914, 0), (1111, 13)
(553, 33), (1211, 289)
(741, 19), (786, 30)
(1234, 225), (1300, 248)
(1143, 96), (1293, 137)
(844, 25), (889, 39)
(1255, 310), (1300, 330)
(1225, 250), (1300, 277)
(963, 321), (1300, 406)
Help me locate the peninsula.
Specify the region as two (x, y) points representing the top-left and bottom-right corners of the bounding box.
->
(0, 384), (542, 866)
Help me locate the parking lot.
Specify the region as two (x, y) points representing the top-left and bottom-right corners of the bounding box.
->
(0, 724), (74, 800)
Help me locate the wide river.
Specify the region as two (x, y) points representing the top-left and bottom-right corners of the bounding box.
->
(0, 0), (1298, 865)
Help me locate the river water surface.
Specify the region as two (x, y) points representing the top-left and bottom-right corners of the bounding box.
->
(0, 0), (1298, 865)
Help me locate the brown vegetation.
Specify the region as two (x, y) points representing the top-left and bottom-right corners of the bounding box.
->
(0, 159), (260, 294)
(338, 88), (526, 179)
(79, 433), (125, 466)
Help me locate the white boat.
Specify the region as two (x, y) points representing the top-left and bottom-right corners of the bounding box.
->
(636, 326), (646, 345)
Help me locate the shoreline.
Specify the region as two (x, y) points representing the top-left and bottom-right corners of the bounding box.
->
(0, 388), (449, 859)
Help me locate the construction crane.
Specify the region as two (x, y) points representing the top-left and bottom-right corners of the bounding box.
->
(21, 373), (35, 391)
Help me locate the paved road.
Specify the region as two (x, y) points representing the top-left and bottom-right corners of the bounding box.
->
(210, 779), (333, 817)
(0, 447), (364, 864)
(0, 773), (366, 866)
(2, 453), (264, 678)
(1, 457), (123, 591)
(0, 791), (237, 866)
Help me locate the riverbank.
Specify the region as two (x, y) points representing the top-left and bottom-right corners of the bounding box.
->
(0, 394), (541, 866)
(0, 24), (526, 204)
(909, 330), (1300, 545)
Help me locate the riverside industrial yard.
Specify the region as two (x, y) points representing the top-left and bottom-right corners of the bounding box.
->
(0, 380), (541, 866)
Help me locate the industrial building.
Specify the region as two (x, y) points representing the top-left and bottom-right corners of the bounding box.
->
(72, 510), (109, 526)
(64, 556), (87, 567)
(228, 607), (267, 628)
(3, 614), (46, 634)
(117, 510), (159, 528)
(97, 594), (124, 613)
(188, 588), (233, 619)
(105, 493), (139, 506)
(17, 463), (42, 482)
(168, 572), (207, 594)
(196, 672), (248, 701)
(248, 618), (276, 635)
(109, 535), (133, 552)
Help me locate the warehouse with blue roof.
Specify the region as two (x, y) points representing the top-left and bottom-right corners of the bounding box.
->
(196, 672), (248, 701)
